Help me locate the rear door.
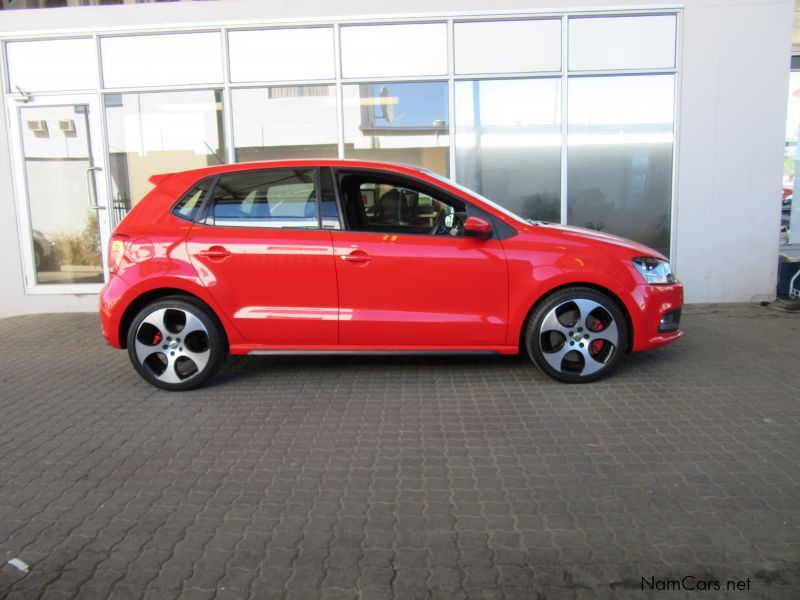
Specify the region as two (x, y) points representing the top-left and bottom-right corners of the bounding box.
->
(185, 167), (340, 346)
(331, 170), (509, 348)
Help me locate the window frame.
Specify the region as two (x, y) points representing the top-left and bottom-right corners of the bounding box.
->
(319, 166), (345, 231)
(193, 166), (336, 231)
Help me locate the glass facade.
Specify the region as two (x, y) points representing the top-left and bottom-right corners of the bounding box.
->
(340, 23), (448, 78)
(19, 104), (104, 285)
(568, 15), (677, 71)
(454, 20), (561, 74)
(343, 82), (450, 176)
(232, 86), (338, 162)
(784, 71), (800, 245)
(4, 11), (679, 290)
(100, 32), (224, 89)
(455, 78), (561, 221)
(104, 90), (226, 219)
(567, 75), (675, 256)
(228, 28), (335, 82)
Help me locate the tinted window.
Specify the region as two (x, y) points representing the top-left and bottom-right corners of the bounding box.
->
(339, 173), (469, 237)
(208, 169), (319, 228)
(361, 184), (442, 229)
(172, 179), (211, 222)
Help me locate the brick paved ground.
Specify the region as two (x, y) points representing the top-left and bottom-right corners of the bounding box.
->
(0, 304), (798, 600)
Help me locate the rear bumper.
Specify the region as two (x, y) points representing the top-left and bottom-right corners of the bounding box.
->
(629, 282), (684, 352)
(99, 274), (130, 349)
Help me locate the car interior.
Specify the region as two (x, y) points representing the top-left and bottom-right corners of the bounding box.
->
(338, 173), (468, 237)
(176, 168), (479, 236)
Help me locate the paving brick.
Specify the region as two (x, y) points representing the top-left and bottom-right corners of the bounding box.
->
(0, 307), (799, 599)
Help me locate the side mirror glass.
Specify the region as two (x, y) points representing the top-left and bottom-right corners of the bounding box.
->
(464, 216), (492, 239)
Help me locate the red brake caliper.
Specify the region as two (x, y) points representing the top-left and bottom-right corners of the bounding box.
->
(153, 332), (162, 345)
(590, 317), (604, 355)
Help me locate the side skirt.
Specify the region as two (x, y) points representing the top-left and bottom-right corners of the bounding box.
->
(246, 350), (502, 356)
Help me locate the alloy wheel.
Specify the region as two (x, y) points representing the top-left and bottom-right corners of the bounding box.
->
(133, 307), (211, 385)
(538, 298), (620, 377)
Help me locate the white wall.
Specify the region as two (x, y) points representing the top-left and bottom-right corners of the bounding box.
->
(674, 1), (793, 302)
(0, 0), (793, 317)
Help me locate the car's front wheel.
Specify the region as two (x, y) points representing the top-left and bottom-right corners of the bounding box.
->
(126, 297), (227, 391)
(525, 287), (628, 383)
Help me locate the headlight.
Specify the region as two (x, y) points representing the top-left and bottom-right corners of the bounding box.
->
(632, 257), (675, 285)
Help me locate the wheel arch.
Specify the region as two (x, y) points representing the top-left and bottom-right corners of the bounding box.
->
(517, 282), (634, 354)
(118, 287), (229, 351)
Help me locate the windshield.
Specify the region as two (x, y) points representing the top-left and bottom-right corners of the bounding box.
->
(422, 171), (532, 226)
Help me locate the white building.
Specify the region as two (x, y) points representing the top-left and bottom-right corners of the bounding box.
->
(0, 0), (794, 317)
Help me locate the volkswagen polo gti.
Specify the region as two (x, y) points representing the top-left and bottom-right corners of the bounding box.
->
(100, 159), (683, 390)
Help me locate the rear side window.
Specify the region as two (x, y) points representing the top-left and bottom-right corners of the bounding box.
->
(207, 169), (319, 229)
(172, 179), (212, 222)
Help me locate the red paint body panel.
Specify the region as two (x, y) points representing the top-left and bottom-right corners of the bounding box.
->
(498, 222), (683, 352)
(99, 159), (683, 357)
(99, 270), (245, 349)
(185, 226), (338, 345)
(331, 231), (508, 346)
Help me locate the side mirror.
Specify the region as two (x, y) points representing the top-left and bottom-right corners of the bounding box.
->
(464, 216), (492, 239)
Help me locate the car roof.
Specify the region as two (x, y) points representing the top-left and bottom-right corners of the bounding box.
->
(151, 159), (431, 185)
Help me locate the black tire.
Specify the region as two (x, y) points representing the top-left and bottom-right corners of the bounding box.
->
(524, 287), (628, 383)
(126, 296), (227, 391)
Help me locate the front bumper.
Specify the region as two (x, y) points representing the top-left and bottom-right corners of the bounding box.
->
(658, 308), (681, 333)
(630, 282), (684, 352)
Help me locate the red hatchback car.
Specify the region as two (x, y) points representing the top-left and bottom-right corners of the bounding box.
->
(100, 159), (683, 391)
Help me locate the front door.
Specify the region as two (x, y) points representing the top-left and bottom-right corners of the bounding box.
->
(8, 95), (111, 293)
(331, 171), (509, 347)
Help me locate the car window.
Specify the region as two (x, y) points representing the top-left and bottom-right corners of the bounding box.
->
(172, 179), (212, 222)
(207, 169), (319, 229)
(340, 174), (468, 237)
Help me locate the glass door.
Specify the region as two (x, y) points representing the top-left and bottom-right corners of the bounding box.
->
(784, 70), (800, 246)
(9, 94), (111, 292)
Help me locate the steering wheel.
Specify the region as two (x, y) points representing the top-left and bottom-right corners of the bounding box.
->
(430, 209), (447, 235)
(430, 209), (466, 236)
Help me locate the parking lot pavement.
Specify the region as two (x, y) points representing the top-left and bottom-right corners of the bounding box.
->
(0, 304), (798, 600)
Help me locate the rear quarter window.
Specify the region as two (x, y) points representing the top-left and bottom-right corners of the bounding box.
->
(172, 179), (212, 222)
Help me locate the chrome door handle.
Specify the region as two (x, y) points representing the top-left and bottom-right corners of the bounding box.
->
(86, 166), (104, 210)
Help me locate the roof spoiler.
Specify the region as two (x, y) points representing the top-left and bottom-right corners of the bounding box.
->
(148, 173), (173, 186)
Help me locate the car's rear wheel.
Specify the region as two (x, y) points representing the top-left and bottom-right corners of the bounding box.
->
(525, 287), (628, 383)
(126, 297), (227, 391)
